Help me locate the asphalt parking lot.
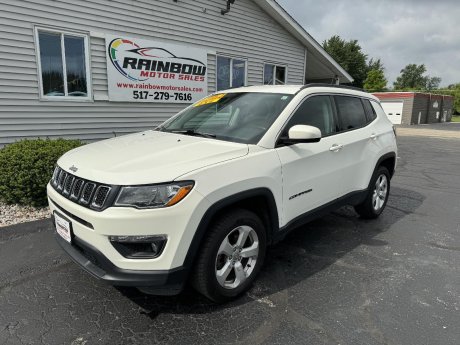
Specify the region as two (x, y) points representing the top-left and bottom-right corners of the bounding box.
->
(1, 124), (459, 345)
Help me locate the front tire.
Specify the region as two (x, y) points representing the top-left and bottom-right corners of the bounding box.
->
(192, 209), (267, 303)
(354, 166), (390, 219)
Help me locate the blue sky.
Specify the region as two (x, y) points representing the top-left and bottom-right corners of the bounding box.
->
(278, 0), (460, 87)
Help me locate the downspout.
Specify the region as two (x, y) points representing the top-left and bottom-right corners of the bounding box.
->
(426, 93), (431, 124)
(303, 48), (307, 84)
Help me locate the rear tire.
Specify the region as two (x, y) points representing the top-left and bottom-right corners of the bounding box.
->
(191, 209), (267, 303)
(354, 166), (390, 219)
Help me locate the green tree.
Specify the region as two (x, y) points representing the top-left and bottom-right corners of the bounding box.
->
(323, 35), (368, 88)
(393, 64), (427, 90)
(364, 69), (387, 92)
(393, 64), (441, 90)
(431, 83), (460, 115)
(367, 58), (384, 74)
(448, 84), (460, 114)
(426, 76), (441, 91)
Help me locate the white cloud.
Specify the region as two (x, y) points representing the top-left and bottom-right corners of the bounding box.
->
(277, 0), (460, 86)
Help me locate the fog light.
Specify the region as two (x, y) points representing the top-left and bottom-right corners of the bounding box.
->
(109, 235), (167, 259)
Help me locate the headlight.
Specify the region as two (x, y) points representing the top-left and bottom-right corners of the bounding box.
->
(114, 181), (194, 209)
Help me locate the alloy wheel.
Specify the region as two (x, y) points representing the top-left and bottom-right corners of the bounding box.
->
(372, 174), (388, 211)
(215, 225), (259, 289)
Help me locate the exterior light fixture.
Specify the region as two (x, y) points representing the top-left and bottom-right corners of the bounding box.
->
(221, 0), (236, 15)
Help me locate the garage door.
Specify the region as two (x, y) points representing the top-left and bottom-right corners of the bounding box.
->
(381, 102), (403, 124)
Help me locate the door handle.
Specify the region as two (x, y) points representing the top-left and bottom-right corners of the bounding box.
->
(370, 133), (378, 140)
(329, 144), (344, 152)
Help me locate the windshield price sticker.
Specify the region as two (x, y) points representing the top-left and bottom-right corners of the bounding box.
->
(193, 93), (226, 107)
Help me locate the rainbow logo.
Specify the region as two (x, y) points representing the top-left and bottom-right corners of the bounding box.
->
(108, 38), (147, 82)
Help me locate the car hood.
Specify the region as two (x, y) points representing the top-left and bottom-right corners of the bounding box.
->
(58, 131), (249, 185)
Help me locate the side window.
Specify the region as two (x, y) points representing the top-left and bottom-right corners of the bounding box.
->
(370, 100), (387, 119)
(282, 96), (337, 137)
(362, 99), (377, 122)
(335, 96), (367, 130)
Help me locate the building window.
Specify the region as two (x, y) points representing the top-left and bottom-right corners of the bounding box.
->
(216, 56), (246, 91)
(264, 64), (286, 85)
(263, 64), (287, 85)
(35, 28), (91, 100)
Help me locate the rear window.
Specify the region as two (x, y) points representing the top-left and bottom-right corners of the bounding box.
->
(362, 99), (377, 122)
(335, 96), (367, 130)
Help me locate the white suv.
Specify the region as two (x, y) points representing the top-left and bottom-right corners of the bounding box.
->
(47, 84), (397, 302)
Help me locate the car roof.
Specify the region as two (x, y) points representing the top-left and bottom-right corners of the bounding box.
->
(221, 85), (304, 94)
(218, 84), (379, 101)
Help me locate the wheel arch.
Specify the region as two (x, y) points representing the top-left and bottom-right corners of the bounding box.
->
(182, 188), (279, 272)
(376, 152), (396, 178)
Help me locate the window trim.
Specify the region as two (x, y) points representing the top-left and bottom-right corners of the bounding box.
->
(276, 93), (379, 146)
(275, 93), (340, 147)
(263, 63), (288, 85)
(34, 26), (93, 102)
(332, 95), (373, 134)
(215, 54), (247, 91)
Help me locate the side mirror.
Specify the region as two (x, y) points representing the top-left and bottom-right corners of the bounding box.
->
(280, 125), (322, 145)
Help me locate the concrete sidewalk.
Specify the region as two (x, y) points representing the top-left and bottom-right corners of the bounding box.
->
(396, 123), (460, 139)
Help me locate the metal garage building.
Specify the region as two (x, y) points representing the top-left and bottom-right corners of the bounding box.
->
(373, 92), (454, 125)
(0, 0), (352, 147)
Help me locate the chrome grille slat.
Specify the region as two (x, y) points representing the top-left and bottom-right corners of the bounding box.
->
(70, 179), (84, 200)
(57, 171), (67, 190)
(63, 175), (75, 195)
(91, 186), (111, 209)
(80, 182), (96, 205)
(51, 167), (60, 186)
(50, 167), (112, 211)
(55, 169), (62, 187)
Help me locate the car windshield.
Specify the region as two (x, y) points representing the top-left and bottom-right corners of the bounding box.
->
(157, 92), (294, 144)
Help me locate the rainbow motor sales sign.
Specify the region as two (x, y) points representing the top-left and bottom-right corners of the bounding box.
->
(106, 35), (208, 103)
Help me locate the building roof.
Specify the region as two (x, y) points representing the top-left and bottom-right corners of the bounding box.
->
(374, 92), (455, 100)
(254, 0), (353, 84)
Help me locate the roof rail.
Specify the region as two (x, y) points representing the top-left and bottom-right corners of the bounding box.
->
(299, 83), (364, 92)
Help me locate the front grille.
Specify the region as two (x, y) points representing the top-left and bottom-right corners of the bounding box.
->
(50, 166), (115, 211)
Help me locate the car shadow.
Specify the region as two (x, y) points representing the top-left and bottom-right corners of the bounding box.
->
(116, 186), (424, 318)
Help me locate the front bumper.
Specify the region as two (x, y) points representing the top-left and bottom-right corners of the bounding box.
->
(47, 182), (210, 271)
(54, 227), (187, 295)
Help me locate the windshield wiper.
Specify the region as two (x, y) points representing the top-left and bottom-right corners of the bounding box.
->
(169, 129), (217, 139)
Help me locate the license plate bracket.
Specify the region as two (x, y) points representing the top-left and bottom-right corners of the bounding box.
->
(54, 211), (73, 243)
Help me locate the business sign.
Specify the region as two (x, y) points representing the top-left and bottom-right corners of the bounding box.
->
(106, 35), (208, 102)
